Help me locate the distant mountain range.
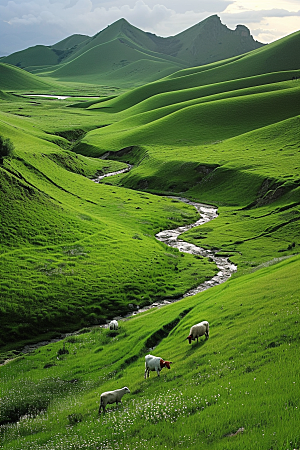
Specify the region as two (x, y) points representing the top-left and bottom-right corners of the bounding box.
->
(0, 15), (264, 86)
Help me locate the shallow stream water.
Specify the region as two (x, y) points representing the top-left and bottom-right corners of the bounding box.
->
(128, 197), (237, 315)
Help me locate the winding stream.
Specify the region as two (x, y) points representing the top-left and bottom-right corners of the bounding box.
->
(94, 165), (237, 301)
(129, 198), (237, 315)
(2, 167), (237, 361)
(156, 198), (237, 297)
(92, 165), (132, 182)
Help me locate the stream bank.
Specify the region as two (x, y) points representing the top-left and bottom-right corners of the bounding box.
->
(128, 197), (237, 316)
(2, 173), (237, 362)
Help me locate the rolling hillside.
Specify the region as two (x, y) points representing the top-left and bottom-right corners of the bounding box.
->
(1, 16), (264, 86)
(0, 63), (55, 91)
(73, 27), (300, 280)
(0, 24), (298, 350)
(0, 17), (299, 450)
(82, 28), (300, 113)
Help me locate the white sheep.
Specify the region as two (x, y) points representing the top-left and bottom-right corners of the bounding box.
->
(145, 354), (172, 378)
(109, 320), (118, 330)
(98, 387), (130, 414)
(186, 321), (209, 344)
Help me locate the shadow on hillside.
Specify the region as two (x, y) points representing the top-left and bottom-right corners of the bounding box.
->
(185, 338), (209, 354)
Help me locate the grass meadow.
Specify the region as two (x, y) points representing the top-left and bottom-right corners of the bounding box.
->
(1, 254), (299, 449)
(0, 93), (218, 349)
(0, 28), (300, 449)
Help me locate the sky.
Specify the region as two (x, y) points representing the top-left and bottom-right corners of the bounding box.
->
(0, 0), (299, 56)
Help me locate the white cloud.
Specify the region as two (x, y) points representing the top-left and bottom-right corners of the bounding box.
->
(221, 6), (300, 42)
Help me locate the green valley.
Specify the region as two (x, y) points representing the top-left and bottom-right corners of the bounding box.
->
(0, 18), (299, 450)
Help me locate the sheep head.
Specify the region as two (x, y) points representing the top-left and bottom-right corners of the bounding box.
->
(160, 358), (172, 369)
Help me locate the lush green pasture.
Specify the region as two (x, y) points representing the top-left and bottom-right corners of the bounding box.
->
(75, 77), (300, 278)
(0, 63), (54, 91)
(1, 254), (299, 449)
(1, 28), (299, 449)
(79, 82), (300, 153)
(0, 96), (218, 349)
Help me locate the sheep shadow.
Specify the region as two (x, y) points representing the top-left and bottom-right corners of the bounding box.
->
(186, 338), (208, 354)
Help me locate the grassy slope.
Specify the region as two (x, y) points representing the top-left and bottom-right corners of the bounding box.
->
(43, 38), (183, 85)
(0, 97), (217, 349)
(1, 253), (299, 449)
(0, 63), (55, 91)
(81, 84), (300, 150)
(0, 28), (299, 450)
(1, 46), (60, 69)
(85, 29), (300, 112)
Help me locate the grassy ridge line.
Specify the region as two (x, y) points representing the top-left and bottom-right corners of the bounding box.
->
(86, 29), (299, 112)
(90, 70), (300, 114)
(87, 79), (299, 133)
(0, 63), (57, 91)
(45, 38), (183, 81)
(0, 108), (218, 348)
(93, 73), (300, 117)
(1, 253), (299, 448)
(80, 85), (300, 152)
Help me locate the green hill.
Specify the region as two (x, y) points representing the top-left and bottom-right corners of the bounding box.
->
(86, 29), (300, 112)
(0, 19), (299, 450)
(77, 30), (300, 162)
(1, 16), (264, 87)
(0, 62), (55, 91)
(48, 38), (184, 84)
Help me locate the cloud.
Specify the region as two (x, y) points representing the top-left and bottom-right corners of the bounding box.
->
(222, 8), (300, 22)
(220, 7), (300, 42)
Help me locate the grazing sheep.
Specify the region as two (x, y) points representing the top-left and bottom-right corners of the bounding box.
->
(187, 321), (209, 344)
(109, 320), (118, 330)
(145, 354), (172, 378)
(98, 387), (130, 414)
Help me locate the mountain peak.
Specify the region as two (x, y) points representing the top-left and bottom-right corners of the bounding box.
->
(112, 17), (130, 26)
(235, 24), (251, 36)
(2, 15), (265, 84)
